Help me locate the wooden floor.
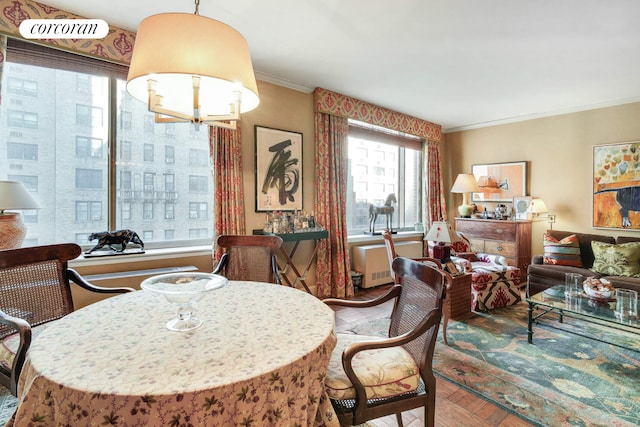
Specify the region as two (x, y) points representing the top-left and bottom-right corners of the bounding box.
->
(332, 284), (534, 427)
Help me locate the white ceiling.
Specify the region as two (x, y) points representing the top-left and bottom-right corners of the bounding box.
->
(41, 0), (640, 132)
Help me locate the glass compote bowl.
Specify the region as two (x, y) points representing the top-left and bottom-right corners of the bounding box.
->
(140, 272), (227, 331)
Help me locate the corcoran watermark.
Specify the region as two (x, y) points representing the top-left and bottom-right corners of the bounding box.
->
(19, 19), (109, 39)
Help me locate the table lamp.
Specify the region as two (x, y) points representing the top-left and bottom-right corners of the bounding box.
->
(425, 220), (461, 262)
(0, 181), (40, 250)
(527, 198), (555, 229)
(451, 174), (480, 218)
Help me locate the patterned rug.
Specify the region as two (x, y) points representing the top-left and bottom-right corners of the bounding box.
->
(0, 387), (17, 426)
(346, 302), (640, 427)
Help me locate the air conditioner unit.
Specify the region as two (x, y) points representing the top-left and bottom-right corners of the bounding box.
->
(352, 241), (423, 288)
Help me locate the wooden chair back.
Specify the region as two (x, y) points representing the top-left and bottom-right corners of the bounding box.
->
(213, 235), (283, 284)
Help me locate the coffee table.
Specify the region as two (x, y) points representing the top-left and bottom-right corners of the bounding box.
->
(527, 285), (639, 348)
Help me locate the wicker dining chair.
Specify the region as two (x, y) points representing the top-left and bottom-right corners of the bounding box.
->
(213, 235), (283, 284)
(323, 257), (448, 427)
(0, 243), (134, 396)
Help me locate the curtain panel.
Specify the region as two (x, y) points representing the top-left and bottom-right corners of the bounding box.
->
(313, 112), (352, 298)
(209, 126), (246, 263)
(313, 88), (446, 293)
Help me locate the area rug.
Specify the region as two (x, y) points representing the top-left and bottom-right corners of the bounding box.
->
(345, 303), (640, 427)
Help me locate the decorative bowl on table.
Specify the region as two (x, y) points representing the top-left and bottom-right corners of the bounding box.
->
(140, 272), (227, 331)
(582, 277), (614, 300)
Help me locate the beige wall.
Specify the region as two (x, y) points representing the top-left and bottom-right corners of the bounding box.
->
(444, 102), (640, 256)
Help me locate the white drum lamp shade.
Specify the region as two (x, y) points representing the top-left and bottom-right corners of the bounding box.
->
(126, 13), (260, 129)
(451, 174), (480, 218)
(0, 181), (40, 249)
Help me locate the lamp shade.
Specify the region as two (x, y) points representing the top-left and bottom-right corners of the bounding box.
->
(451, 174), (480, 193)
(127, 13), (259, 126)
(0, 181), (40, 250)
(528, 198), (549, 214)
(0, 181), (40, 212)
(425, 221), (461, 243)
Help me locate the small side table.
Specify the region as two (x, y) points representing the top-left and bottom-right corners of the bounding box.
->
(253, 229), (329, 294)
(442, 273), (472, 346)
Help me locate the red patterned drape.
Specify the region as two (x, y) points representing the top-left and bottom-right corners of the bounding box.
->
(209, 126), (246, 263)
(314, 88), (445, 295)
(423, 141), (447, 254)
(0, 35), (6, 106)
(0, 0), (135, 64)
(314, 112), (352, 299)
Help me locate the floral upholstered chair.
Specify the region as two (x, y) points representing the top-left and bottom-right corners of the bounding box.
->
(449, 232), (521, 311)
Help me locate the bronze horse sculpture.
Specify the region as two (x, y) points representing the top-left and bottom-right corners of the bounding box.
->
(368, 193), (397, 234)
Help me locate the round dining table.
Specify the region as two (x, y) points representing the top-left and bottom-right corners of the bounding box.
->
(10, 280), (338, 426)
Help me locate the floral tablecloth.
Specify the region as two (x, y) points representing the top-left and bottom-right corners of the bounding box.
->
(9, 281), (338, 426)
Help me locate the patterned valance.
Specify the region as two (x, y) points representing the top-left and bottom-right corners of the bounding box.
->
(0, 0), (134, 65)
(314, 87), (442, 143)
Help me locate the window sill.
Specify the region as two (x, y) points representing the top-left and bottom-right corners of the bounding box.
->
(347, 231), (424, 245)
(70, 245), (213, 268)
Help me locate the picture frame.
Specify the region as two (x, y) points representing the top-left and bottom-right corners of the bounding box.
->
(593, 141), (640, 230)
(472, 161), (528, 203)
(513, 196), (532, 220)
(445, 261), (461, 276)
(255, 125), (303, 212)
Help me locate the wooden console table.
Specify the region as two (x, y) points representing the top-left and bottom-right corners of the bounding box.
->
(253, 229), (329, 294)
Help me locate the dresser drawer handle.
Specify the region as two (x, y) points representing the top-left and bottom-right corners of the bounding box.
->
(496, 245), (503, 251)
(496, 229), (504, 234)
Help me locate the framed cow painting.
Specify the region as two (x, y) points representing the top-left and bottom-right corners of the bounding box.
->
(593, 141), (640, 230)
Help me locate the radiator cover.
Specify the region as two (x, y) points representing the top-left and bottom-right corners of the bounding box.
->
(352, 241), (423, 288)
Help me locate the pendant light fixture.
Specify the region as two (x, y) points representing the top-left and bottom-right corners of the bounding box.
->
(126, 0), (259, 129)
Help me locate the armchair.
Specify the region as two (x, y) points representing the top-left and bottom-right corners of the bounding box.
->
(448, 232), (521, 311)
(323, 257), (447, 427)
(0, 243), (134, 396)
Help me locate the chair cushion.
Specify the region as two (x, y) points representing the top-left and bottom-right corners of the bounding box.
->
(591, 241), (640, 277)
(325, 333), (420, 401)
(543, 233), (583, 267)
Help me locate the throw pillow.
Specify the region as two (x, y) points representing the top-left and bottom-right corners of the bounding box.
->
(543, 234), (583, 267)
(591, 241), (640, 277)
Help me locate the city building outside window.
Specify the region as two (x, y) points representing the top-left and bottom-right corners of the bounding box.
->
(0, 38), (214, 249)
(346, 120), (422, 235)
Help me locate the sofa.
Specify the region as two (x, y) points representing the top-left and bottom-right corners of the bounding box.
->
(527, 229), (640, 297)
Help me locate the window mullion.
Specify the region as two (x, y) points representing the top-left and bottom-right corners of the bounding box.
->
(108, 77), (118, 229)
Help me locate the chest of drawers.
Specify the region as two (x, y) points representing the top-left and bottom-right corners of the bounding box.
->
(454, 218), (532, 274)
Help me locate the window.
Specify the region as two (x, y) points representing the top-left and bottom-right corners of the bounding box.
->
(189, 149), (209, 166)
(165, 145), (175, 164)
(165, 229), (175, 240)
(8, 110), (38, 128)
(143, 202), (154, 220)
(189, 202), (208, 219)
(120, 140), (131, 161)
(143, 173), (155, 191)
(346, 120), (422, 235)
(76, 136), (103, 158)
(8, 175), (38, 191)
(143, 230), (153, 241)
(165, 202), (175, 219)
(189, 175), (208, 193)
(76, 201), (102, 221)
(8, 77), (37, 97)
(0, 39), (214, 249)
(76, 104), (103, 127)
(76, 169), (102, 189)
(8, 142), (38, 160)
(144, 143), (154, 162)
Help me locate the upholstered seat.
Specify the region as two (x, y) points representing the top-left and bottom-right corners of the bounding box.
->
(323, 257), (448, 427)
(450, 233), (521, 311)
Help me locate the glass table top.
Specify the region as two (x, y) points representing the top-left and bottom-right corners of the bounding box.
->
(527, 285), (640, 331)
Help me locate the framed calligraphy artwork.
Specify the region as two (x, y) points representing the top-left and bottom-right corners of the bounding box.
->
(255, 125), (303, 212)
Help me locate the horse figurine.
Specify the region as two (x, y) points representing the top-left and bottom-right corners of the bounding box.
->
(368, 193), (397, 234)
